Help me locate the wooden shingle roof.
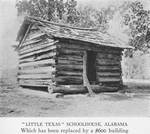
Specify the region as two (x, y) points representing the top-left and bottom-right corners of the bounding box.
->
(17, 16), (133, 49)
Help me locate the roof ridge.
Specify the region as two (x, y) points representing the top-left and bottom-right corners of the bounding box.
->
(26, 16), (98, 31)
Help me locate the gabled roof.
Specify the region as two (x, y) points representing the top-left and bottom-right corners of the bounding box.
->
(17, 16), (133, 49)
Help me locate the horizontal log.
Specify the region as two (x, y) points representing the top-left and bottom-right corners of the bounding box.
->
(52, 85), (119, 94)
(97, 66), (120, 71)
(54, 71), (82, 76)
(97, 72), (121, 77)
(19, 79), (52, 86)
(26, 32), (46, 41)
(57, 59), (82, 65)
(20, 40), (58, 55)
(58, 42), (122, 54)
(19, 84), (119, 93)
(20, 38), (54, 52)
(20, 83), (48, 87)
(19, 59), (55, 68)
(19, 52), (56, 63)
(18, 73), (52, 79)
(97, 53), (121, 60)
(53, 76), (83, 80)
(100, 83), (121, 87)
(25, 34), (47, 43)
(58, 48), (83, 55)
(96, 59), (121, 65)
(57, 85), (85, 88)
(98, 77), (121, 82)
(19, 45), (56, 59)
(56, 64), (83, 71)
(52, 76), (83, 84)
(64, 39), (123, 51)
(35, 52), (56, 60)
(19, 57), (35, 63)
(55, 55), (82, 62)
(21, 38), (44, 49)
(19, 66), (55, 74)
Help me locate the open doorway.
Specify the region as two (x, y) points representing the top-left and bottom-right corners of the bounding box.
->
(87, 51), (97, 84)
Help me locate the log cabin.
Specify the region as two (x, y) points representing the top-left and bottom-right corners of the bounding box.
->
(16, 16), (132, 94)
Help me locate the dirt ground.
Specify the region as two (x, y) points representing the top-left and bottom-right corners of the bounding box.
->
(0, 77), (150, 117)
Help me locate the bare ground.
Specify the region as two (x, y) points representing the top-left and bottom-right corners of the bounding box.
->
(0, 78), (150, 117)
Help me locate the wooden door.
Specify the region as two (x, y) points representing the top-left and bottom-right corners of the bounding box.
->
(87, 51), (97, 84)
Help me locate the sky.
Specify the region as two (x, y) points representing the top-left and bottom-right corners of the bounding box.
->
(0, 0), (150, 77)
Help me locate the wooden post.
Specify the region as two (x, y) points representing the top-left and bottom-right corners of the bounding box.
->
(83, 51), (87, 86)
(83, 51), (95, 96)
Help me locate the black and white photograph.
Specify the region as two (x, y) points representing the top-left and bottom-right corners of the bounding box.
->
(0, 0), (150, 131)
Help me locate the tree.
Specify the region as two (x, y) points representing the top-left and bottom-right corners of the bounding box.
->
(65, 0), (79, 24)
(16, 0), (116, 33)
(15, 0), (79, 23)
(120, 0), (150, 53)
(76, 5), (116, 32)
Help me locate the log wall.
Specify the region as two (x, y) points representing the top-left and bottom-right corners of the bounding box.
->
(18, 30), (123, 93)
(53, 46), (84, 85)
(54, 39), (123, 93)
(96, 52), (123, 91)
(18, 27), (57, 88)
